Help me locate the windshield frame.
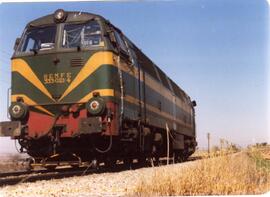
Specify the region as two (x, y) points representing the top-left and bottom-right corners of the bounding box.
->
(13, 19), (107, 58)
(15, 24), (58, 56)
(59, 19), (106, 52)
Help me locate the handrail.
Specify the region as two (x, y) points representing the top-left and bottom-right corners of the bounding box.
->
(7, 87), (11, 120)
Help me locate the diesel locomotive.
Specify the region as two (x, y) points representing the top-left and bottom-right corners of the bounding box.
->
(0, 9), (197, 168)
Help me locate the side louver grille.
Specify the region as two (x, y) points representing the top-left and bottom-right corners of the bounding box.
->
(70, 58), (84, 67)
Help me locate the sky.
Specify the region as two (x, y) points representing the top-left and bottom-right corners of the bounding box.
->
(0, 0), (269, 153)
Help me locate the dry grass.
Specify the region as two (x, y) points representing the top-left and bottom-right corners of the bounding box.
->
(135, 151), (270, 196)
(192, 145), (241, 159)
(248, 145), (270, 173)
(249, 145), (270, 160)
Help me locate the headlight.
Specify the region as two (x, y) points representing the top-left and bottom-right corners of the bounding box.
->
(9, 102), (28, 120)
(86, 97), (105, 116)
(54, 9), (67, 23)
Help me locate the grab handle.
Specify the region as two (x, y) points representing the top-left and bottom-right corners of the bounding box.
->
(7, 87), (11, 120)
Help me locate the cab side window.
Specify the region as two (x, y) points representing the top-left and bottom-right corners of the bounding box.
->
(114, 31), (128, 55)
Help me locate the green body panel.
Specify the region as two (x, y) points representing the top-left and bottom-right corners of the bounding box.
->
(122, 70), (193, 125)
(12, 51), (93, 102)
(11, 49), (194, 136)
(12, 51), (118, 99)
(12, 72), (53, 104)
(62, 64), (120, 103)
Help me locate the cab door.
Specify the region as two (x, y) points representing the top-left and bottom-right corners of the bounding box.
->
(114, 30), (140, 123)
(123, 40), (143, 122)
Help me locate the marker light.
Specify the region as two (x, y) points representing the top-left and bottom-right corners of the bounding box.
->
(9, 102), (28, 120)
(90, 101), (99, 110)
(86, 97), (105, 116)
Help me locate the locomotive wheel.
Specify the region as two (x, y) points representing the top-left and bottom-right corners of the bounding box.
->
(138, 156), (146, 164)
(104, 157), (117, 169)
(173, 151), (184, 163)
(123, 158), (133, 169)
(137, 156), (148, 167)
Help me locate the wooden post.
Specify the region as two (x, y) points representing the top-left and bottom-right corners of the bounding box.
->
(207, 132), (210, 155)
(220, 138), (224, 151)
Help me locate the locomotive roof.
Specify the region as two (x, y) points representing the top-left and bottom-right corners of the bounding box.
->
(124, 37), (191, 101)
(27, 11), (105, 27)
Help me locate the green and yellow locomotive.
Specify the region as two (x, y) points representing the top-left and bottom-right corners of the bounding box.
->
(0, 9), (197, 168)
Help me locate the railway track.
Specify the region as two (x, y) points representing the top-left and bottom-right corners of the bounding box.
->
(0, 166), (99, 187)
(0, 156), (203, 187)
(0, 162), (141, 187)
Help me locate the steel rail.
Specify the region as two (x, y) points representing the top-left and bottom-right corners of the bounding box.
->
(0, 156), (204, 187)
(0, 167), (97, 187)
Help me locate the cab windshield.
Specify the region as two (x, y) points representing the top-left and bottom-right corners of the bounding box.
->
(62, 20), (103, 48)
(18, 26), (56, 53)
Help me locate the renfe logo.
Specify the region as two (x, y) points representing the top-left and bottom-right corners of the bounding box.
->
(43, 72), (72, 84)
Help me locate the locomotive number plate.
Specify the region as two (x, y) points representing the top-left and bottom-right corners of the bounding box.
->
(43, 72), (72, 84)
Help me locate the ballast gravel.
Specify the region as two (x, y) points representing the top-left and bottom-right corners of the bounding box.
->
(0, 161), (194, 197)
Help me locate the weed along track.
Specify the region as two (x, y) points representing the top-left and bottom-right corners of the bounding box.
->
(135, 151), (270, 196)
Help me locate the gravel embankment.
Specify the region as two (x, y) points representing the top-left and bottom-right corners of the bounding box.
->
(0, 154), (28, 173)
(0, 161), (195, 197)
